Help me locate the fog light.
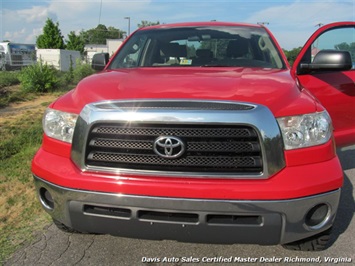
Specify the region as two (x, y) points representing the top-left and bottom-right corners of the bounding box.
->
(39, 187), (54, 210)
(305, 204), (330, 229)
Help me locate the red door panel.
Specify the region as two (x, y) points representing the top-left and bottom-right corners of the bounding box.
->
(293, 22), (355, 147)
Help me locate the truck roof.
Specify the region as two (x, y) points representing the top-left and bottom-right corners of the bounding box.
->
(138, 21), (263, 31)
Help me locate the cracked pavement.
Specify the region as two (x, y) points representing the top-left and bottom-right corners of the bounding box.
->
(5, 146), (355, 266)
(5, 224), (96, 266)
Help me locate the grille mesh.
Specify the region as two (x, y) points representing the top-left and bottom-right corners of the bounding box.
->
(90, 152), (258, 168)
(94, 126), (253, 138)
(91, 139), (152, 150)
(85, 123), (263, 174)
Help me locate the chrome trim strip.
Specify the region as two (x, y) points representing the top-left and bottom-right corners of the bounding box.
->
(71, 99), (285, 179)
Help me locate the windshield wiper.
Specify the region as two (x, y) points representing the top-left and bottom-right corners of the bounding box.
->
(200, 64), (232, 67)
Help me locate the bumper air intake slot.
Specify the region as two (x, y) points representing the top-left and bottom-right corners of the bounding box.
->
(83, 205), (131, 218)
(137, 210), (199, 224)
(206, 214), (262, 225)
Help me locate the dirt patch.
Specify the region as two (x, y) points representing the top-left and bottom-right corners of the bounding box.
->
(0, 91), (58, 125)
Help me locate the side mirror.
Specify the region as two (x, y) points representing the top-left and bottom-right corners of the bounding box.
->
(91, 53), (109, 71)
(299, 50), (352, 74)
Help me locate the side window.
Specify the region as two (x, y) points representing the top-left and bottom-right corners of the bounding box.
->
(110, 35), (148, 68)
(122, 41), (144, 67)
(311, 26), (355, 68)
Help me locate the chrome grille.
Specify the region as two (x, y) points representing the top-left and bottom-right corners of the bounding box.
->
(10, 54), (22, 65)
(94, 101), (255, 110)
(85, 123), (263, 174)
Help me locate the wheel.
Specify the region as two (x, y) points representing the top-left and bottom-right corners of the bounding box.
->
(53, 219), (82, 234)
(282, 227), (332, 251)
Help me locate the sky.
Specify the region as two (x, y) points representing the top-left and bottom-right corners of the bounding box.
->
(1, 0), (354, 50)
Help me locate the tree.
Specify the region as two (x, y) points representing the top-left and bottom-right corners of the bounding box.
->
(334, 42), (355, 60)
(81, 24), (124, 44)
(66, 31), (85, 54)
(283, 47), (302, 66)
(36, 18), (65, 49)
(200, 39), (229, 59)
(137, 20), (160, 28)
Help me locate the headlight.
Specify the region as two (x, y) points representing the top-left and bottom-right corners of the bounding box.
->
(277, 111), (332, 150)
(43, 108), (78, 143)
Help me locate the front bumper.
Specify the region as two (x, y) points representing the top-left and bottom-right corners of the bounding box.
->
(34, 175), (340, 245)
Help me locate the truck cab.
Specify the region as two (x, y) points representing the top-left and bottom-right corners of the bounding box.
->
(0, 42), (36, 71)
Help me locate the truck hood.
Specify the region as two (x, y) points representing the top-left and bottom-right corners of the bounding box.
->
(59, 67), (317, 117)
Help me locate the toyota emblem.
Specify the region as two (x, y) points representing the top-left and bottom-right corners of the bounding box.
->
(153, 136), (185, 159)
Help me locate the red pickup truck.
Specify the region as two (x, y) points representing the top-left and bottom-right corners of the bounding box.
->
(32, 21), (355, 251)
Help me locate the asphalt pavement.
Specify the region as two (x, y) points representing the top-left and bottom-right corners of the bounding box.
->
(5, 146), (354, 266)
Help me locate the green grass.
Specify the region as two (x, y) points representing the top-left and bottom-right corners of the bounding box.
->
(0, 113), (52, 264)
(0, 118), (43, 161)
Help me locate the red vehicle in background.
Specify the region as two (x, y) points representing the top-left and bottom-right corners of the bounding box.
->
(32, 21), (355, 251)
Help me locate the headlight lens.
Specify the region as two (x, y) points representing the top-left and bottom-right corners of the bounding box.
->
(277, 111), (332, 150)
(43, 108), (78, 143)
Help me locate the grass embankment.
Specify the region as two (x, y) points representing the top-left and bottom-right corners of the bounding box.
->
(0, 65), (94, 264)
(0, 109), (51, 264)
(0, 72), (66, 264)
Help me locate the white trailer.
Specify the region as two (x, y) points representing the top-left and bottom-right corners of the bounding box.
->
(36, 49), (81, 72)
(0, 42), (36, 70)
(107, 39), (123, 56)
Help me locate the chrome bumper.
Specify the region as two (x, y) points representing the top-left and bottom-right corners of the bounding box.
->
(33, 175), (340, 245)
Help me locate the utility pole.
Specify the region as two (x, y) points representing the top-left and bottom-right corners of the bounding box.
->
(124, 17), (131, 37)
(98, 0), (102, 25)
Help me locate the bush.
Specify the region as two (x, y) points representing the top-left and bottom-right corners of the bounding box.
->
(0, 71), (20, 88)
(73, 60), (95, 84)
(19, 61), (59, 93)
(57, 71), (73, 89)
(54, 60), (94, 89)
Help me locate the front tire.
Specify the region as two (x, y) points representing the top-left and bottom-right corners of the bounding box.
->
(282, 227), (332, 251)
(53, 219), (82, 234)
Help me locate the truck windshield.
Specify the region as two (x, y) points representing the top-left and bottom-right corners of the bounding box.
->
(108, 26), (285, 69)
